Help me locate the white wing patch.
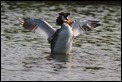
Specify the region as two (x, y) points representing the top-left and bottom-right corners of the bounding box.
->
(71, 20), (86, 37)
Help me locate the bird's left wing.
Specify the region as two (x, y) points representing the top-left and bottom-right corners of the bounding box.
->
(71, 18), (100, 37)
(70, 19), (86, 37)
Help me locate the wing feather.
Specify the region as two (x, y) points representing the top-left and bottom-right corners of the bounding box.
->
(19, 18), (56, 40)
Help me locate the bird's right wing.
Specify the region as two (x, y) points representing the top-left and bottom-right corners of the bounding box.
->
(18, 18), (56, 41)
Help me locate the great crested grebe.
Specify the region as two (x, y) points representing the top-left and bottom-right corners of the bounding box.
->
(18, 12), (101, 55)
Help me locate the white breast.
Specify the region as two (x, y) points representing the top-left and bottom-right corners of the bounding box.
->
(53, 23), (73, 54)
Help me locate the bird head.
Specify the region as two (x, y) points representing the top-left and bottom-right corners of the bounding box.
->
(56, 12), (72, 25)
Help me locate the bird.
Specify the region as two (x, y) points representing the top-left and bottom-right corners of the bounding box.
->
(18, 12), (101, 55)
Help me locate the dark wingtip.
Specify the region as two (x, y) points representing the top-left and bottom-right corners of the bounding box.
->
(96, 23), (101, 27)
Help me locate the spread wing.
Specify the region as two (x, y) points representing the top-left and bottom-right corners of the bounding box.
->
(71, 18), (100, 37)
(71, 20), (86, 37)
(18, 17), (56, 41)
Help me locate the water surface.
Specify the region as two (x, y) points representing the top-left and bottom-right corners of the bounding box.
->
(1, 1), (121, 81)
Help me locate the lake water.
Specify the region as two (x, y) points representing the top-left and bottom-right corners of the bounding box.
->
(1, 1), (121, 81)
